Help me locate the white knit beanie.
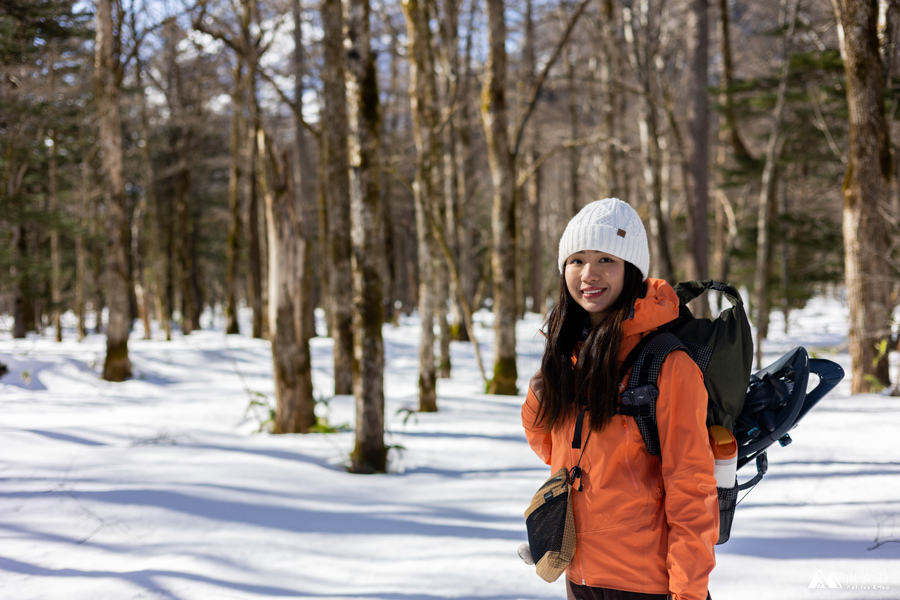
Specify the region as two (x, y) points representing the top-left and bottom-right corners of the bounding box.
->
(557, 198), (650, 280)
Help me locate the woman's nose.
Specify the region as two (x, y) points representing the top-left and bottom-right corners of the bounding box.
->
(581, 263), (600, 281)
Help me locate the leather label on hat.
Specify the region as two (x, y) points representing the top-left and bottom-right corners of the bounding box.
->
(617, 229), (627, 238)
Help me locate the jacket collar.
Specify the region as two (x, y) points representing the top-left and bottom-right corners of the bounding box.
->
(622, 278), (680, 338)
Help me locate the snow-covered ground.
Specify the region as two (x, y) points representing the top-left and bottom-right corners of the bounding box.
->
(0, 296), (898, 600)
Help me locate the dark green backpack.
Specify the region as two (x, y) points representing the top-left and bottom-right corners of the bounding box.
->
(662, 280), (754, 432)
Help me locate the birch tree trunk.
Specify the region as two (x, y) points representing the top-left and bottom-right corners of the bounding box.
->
(346, 0), (387, 472)
(321, 0), (355, 395)
(836, 0), (895, 391)
(482, 0), (518, 395)
(96, 0), (131, 381)
(401, 0), (440, 411)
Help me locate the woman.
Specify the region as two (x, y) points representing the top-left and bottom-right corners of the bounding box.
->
(522, 198), (718, 600)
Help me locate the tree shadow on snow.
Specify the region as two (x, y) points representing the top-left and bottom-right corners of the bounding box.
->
(0, 555), (304, 598)
(51, 487), (524, 541)
(721, 535), (900, 559)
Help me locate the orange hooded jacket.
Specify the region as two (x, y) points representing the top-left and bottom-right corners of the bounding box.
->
(522, 278), (718, 600)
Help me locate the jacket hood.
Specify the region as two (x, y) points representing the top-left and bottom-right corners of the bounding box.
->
(622, 277), (680, 338)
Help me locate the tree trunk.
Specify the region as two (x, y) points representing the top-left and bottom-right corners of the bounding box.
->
(131, 198), (152, 340)
(136, 59), (166, 342)
(258, 131), (316, 434)
(321, 0), (354, 395)
(624, 0), (675, 283)
(528, 147), (543, 313)
(453, 0), (478, 340)
(12, 223), (29, 339)
(439, 0), (466, 340)
(173, 142), (199, 334)
(598, 0), (622, 200)
(316, 138), (332, 335)
(96, 0), (131, 381)
(836, 0), (895, 392)
(435, 265), (452, 378)
(226, 61), (245, 335)
(292, 0), (317, 344)
(49, 128), (62, 342)
(247, 108), (264, 339)
(76, 145), (89, 341)
(91, 181), (105, 334)
(524, 0), (544, 315)
(686, 0), (711, 316)
(401, 0), (440, 411)
(754, 0), (799, 368)
(482, 0), (518, 395)
(382, 19), (404, 326)
(717, 0), (751, 161)
(346, 0), (387, 472)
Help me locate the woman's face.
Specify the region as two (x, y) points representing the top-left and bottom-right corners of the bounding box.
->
(564, 250), (625, 326)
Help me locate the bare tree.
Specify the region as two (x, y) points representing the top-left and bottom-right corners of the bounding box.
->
(96, 0), (132, 381)
(686, 0), (710, 316)
(623, 0), (675, 283)
(321, 0), (354, 396)
(346, 0), (387, 472)
(482, 0), (592, 395)
(401, 0), (440, 411)
(754, 0), (800, 368)
(48, 47), (62, 342)
(258, 130), (315, 434)
(834, 0), (895, 392)
(193, 0), (269, 339)
(225, 59), (245, 335)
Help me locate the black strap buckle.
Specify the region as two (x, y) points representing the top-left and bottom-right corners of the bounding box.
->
(620, 384), (658, 412)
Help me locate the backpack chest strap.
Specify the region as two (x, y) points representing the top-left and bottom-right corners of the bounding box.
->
(617, 331), (688, 456)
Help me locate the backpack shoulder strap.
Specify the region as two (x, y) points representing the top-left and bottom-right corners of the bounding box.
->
(618, 331), (688, 456)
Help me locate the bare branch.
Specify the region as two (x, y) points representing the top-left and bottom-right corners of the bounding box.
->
(512, 0), (594, 158)
(256, 67), (321, 141)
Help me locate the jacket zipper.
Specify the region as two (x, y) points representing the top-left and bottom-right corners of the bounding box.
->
(622, 416), (640, 493)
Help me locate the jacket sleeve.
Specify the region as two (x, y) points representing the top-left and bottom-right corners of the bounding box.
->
(655, 351), (719, 600)
(521, 371), (552, 465)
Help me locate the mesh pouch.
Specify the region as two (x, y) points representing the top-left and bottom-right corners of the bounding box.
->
(716, 479), (739, 544)
(525, 467), (575, 582)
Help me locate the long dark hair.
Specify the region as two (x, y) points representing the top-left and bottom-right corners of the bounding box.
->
(535, 262), (646, 433)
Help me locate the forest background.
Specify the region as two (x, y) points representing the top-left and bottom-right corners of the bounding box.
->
(1, 0), (898, 473)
